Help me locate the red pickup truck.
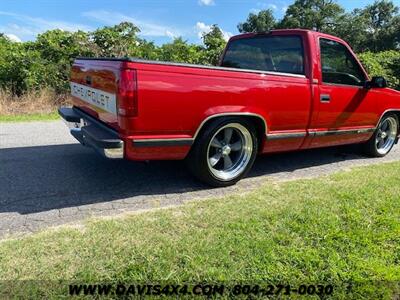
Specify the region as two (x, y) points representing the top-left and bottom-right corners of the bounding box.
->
(59, 29), (400, 186)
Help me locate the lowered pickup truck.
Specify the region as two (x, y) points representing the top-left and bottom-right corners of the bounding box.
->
(59, 29), (400, 186)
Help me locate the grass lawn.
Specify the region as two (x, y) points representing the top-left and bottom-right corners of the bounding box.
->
(0, 112), (59, 122)
(0, 162), (399, 298)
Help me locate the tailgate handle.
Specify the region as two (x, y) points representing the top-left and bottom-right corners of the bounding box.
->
(85, 76), (92, 85)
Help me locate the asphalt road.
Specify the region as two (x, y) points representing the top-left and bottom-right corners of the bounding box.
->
(1, 120), (399, 238)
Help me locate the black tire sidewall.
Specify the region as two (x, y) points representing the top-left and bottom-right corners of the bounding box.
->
(367, 113), (398, 157)
(187, 117), (258, 187)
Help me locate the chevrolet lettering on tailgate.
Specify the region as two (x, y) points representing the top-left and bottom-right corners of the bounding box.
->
(70, 82), (117, 114)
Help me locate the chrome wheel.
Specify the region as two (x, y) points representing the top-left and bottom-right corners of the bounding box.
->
(376, 116), (397, 155)
(207, 123), (253, 181)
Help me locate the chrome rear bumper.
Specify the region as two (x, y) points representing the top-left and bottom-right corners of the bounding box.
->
(58, 107), (124, 159)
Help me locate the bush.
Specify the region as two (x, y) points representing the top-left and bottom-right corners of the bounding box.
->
(0, 22), (228, 96)
(0, 22), (399, 101)
(0, 37), (78, 95)
(358, 51), (400, 90)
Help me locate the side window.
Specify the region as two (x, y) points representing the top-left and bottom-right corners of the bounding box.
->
(320, 38), (366, 86)
(221, 36), (304, 75)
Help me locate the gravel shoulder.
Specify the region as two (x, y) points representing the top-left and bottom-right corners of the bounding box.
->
(1, 120), (399, 238)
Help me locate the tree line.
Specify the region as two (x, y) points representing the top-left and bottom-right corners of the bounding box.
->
(239, 0), (399, 52)
(0, 23), (226, 95)
(0, 0), (399, 96)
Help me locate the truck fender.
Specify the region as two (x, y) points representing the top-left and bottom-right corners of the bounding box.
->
(192, 106), (269, 151)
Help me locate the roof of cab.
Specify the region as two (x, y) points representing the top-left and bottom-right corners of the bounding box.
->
(229, 29), (342, 43)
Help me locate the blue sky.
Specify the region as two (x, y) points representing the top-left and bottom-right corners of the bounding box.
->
(0, 0), (399, 44)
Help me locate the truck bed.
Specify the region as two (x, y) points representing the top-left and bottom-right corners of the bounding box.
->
(70, 57), (309, 139)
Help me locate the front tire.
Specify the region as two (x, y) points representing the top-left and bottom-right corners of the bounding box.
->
(362, 113), (398, 157)
(186, 118), (258, 187)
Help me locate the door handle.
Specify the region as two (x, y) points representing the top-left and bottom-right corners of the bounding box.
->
(320, 94), (331, 103)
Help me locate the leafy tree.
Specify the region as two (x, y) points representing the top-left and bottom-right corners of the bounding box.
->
(278, 0), (344, 32)
(0, 42), (47, 95)
(0, 40), (22, 94)
(358, 0), (400, 51)
(130, 39), (160, 60)
(238, 9), (276, 33)
(32, 30), (95, 92)
(159, 37), (203, 64)
(332, 12), (370, 52)
(1, 5), (400, 99)
(92, 22), (140, 57)
(358, 51), (400, 89)
(202, 25), (226, 65)
(392, 57), (400, 85)
(333, 0), (400, 52)
(35, 30), (94, 62)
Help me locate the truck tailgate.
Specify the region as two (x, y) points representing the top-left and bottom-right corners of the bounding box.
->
(70, 59), (125, 130)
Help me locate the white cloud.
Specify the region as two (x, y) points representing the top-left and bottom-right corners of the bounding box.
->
(5, 33), (21, 42)
(281, 6), (288, 13)
(256, 2), (287, 12)
(250, 8), (261, 14)
(0, 11), (92, 40)
(268, 4), (278, 11)
(2, 23), (36, 37)
(195, 22), (232, 41)
(82, 10), (181, 39)
(198, 0), (215, 6)
(196, 22), (211, 39)
(222, 31), (233, 41)
(165, 30), (176, 39)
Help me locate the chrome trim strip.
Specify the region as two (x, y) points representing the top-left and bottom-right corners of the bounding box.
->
(133, 138), (193, 147)
(267, 132), (307, 140)
(132, 113), (267, 147)
(193, 112), (268, 140)
(131, 113), (267, 147)
(322, 82), (365, 89)
(132, 126), (377, 146)
(309, 128), (375, 137)
(132, 127), (376, 147)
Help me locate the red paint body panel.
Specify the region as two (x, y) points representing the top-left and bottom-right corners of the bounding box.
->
(69, 29), (400, 161)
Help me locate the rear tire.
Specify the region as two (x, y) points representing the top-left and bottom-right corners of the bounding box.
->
(362, 113), (398, 157)
(186, 117), (258, 187)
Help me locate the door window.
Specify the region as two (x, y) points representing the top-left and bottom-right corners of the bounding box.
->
(320, 38), (366, 86)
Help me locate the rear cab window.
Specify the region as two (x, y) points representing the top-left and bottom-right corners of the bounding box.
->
(221, 35), (305, 75)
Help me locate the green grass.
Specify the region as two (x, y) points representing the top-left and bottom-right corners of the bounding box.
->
(1, 162), (399, 298)
(0, 112), (59, 122)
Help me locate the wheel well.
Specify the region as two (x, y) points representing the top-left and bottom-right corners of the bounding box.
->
(194, 115), (267, 152)
(390, 111), (400, 125)
(380, 111), (400, 128)
(379, 111), (400, 142)
(391, 112), (400, 141)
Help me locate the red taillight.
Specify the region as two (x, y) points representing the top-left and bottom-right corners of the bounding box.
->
(118, 69), (138, 117)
